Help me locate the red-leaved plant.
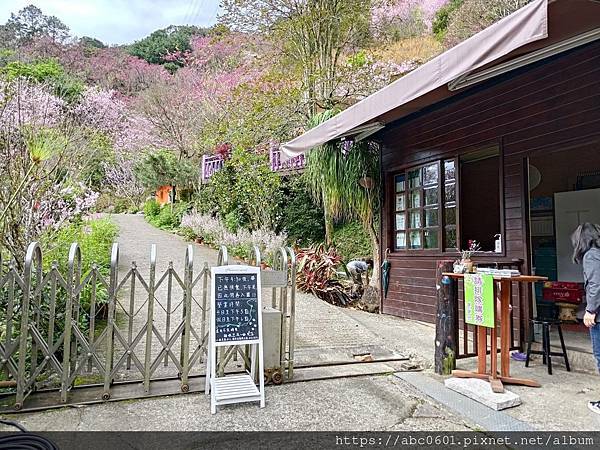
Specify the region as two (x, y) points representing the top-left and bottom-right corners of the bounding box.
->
(214, 142), (232, 159)
(296, 245), (351, 306)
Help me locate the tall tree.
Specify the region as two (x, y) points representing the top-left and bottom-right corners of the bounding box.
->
(1, 5), (70, 47)
(128, 25), (208, 72)
(220, 0), (370, 115)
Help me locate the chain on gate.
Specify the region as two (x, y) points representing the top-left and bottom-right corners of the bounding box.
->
(0, 242), (296, 411)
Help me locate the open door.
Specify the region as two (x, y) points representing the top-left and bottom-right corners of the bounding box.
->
(555, 188), (600, 282)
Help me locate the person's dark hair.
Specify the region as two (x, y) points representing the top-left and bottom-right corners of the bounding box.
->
(571, 223), (600, 264)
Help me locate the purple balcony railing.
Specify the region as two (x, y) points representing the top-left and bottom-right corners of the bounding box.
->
(269, 148), (306, 173)
(201, 154), (225, 182)
(202, 147), (306, 183)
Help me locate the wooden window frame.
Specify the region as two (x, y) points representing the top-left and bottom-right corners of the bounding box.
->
(392, 161), (442, 255)
(389, 144), (505, 258)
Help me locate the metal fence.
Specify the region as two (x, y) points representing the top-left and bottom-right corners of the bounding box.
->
(0, 242), (296, 411)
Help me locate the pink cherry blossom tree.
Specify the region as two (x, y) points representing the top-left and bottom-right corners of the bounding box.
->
(0, 79), (99, 261)
(371, 0), (449, 40)
(103, 154), (146, 208)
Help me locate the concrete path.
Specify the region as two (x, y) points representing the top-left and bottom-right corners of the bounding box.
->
(1, 214), (471, 432)
(109, 214), (407, 375)
(3, 375), (474, 432)
(109, 214), (218, 381)
(6, 214), (593, 432)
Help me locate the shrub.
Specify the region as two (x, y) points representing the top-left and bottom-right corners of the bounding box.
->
(43, 218), (118, 274)
(143, 199), (161, 218)
(179, 226), (198, 242)
(43, 217), (119, 306)
(432, 0), (464, 41)
(146, 202), (191, 230)
(296, 245), (351, 306)
(276, 176), (325, 246)
(180, 212), (287, 263)
(332, 221), (372, 263)
(199, 148), (281, 230)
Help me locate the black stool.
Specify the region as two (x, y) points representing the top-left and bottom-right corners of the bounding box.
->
(525, 318), (570, 375)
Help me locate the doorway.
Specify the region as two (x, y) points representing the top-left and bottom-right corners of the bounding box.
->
(527, 142), (600, 364)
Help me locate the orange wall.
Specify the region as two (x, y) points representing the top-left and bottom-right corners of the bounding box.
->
(155, 185), (172, 205)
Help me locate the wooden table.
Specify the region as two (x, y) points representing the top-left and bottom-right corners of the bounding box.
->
(443, 273), (547, 393)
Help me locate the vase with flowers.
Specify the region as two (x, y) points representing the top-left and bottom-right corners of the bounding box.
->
(456, 240), (481, 273)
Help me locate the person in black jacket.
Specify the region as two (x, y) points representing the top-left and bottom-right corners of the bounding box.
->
(571, 223), (600, 416)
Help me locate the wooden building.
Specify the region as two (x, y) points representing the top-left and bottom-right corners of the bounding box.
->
(380, 39), (600, 325)
(282, 0), (600, 351)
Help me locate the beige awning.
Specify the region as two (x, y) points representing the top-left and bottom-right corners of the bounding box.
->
(281, 0), (600, 160)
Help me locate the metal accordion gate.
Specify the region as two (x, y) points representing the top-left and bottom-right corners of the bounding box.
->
(0, 242), (296, 412)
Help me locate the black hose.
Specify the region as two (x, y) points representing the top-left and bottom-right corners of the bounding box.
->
(0, 419), (58, 450)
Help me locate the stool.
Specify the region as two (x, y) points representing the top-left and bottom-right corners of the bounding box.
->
(525, 318), (570, 375)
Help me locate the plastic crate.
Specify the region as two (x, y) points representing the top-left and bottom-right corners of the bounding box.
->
(543, 287), (584, 304)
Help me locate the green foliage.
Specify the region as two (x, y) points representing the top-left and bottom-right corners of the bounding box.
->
(134, 149), (197, 191)
(79, 36), (106, 49)
(304, 110), (380, 236)
(143, 199), (161, 218)
(146, 201), (190, 230)
(0, 58), (84, 101)
(39, 218), (118, 338)
(199, 148), (281, 230)
(276, 176), (324, 246)
(1, 59), (62, 81)
(179, 226), (198, 242)
(43, 218), (119, 276)
(432, 0), (464, 41)
(224, 210), (243, 233)
(332, 221), (372, 263)
(51, 72), (84, 102)
(128, 25), (207, 69)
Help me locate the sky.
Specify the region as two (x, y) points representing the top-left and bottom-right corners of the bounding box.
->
(0, 0), (222, 45)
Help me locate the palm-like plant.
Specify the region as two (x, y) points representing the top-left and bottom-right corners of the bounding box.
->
(0, 128), (60, 224)
(303, 110), (381, 306)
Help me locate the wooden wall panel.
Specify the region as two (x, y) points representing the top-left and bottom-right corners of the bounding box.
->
(379, 41), (600, 322)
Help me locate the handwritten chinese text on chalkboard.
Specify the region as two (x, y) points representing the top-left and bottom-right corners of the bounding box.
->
(214, 273), (259, 343)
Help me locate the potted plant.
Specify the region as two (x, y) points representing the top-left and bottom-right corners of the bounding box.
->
(457, 240), (481, 273)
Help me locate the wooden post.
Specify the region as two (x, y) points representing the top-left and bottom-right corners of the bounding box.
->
(435, 261), (457, 375)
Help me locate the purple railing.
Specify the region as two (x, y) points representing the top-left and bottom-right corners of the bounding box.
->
(269, 148), (306, 173)
(201, 154), (225, 182)
(201, 148), (306, 182)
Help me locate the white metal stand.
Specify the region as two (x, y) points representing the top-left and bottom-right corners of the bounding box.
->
(205, 265), (265, 414)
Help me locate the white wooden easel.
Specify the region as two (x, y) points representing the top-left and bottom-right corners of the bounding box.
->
(205, 265), (265, 414)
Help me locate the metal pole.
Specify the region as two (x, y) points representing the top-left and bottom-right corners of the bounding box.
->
(164, 262), (173, 367)
(180, 245), (193, 392)
(144, 245), (157, 392)
(287, 247), (297, 379)
(15, 243), (41, 410)
(61, 243), (80, 403)
(126, 261), (136, 370)
(102, 243), (119, 400)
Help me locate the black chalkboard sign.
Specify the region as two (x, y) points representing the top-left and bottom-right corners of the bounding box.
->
(212, 269), (260, 344)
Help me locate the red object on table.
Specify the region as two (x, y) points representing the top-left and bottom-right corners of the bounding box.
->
(542, 287), (584, 303)
(543, 281), (583, 290)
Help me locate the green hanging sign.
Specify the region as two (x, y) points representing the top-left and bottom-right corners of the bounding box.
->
(464, 273), (495, 328)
